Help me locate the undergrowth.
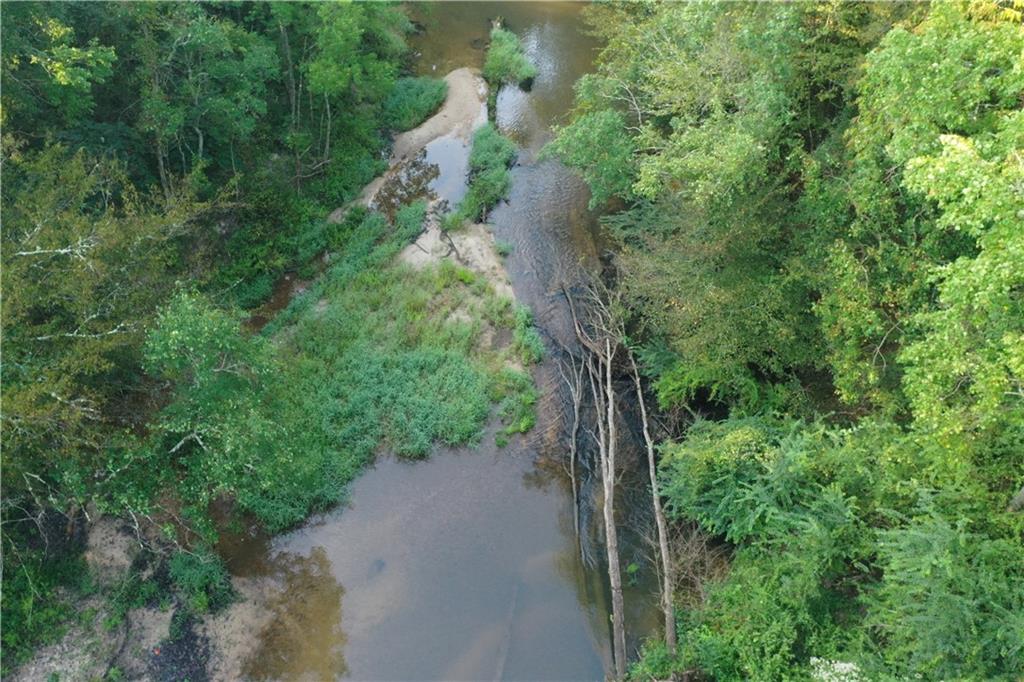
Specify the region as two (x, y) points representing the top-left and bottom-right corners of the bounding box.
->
(384, 77), (448, 132)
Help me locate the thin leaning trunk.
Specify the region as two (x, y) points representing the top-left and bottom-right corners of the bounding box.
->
(630, 351), (677, 654)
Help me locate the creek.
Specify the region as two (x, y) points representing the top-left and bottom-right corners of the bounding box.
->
(224, 4), (661, 679)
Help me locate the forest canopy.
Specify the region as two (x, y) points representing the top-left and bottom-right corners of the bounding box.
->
(550, 1), (1023, 679)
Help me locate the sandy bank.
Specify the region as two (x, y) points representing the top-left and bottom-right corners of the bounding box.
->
(329, 67), (487, 222)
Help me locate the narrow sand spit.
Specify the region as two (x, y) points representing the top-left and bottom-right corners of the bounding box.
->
(328, 67), (488, 222)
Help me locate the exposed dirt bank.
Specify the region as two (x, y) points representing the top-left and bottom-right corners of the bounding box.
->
(399, 203), (513, 300)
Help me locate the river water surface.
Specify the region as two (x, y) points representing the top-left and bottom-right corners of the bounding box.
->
(227, 5), (659, 679)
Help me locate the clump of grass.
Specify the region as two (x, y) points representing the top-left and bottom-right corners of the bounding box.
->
(490, 367), (538, 447)
(446, 124), (517, 228)
(483, 27), (537, 88)
(168, 550), (233, 614)
(494, 240), (513, 257)
(383, 77), (448, 132)
(269, 205), (538, 465)
(469, 123), (517, 171)
(512, 304), (544, 365)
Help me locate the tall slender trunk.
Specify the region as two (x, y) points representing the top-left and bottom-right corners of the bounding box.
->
(155, 139), (171, 202)
(630, 351), (677, 654)
(323, 95), (332, 163)
(603, 339), (627, 680)
(278, 20), (298, 128)
(193, 126), (204, 163)
(560, 353), (584, 556)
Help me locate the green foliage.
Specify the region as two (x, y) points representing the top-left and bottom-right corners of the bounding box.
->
(547, 109), (635, 208)
(105, 569), (164, 630)
(655, 413), (1024, 680)
(512, 304), (544, 365)
(384, 77), (448, 132)
(483, 26), (537, 87)
(490, 367), (538, 446)
(168, 551), (233, 614)
(0, 543), (85, 674)
(447, 124), (517, 227)
(468, 123), (517, 172)
(559, 8), (1024, 674)
(866, 513), (1024, 679)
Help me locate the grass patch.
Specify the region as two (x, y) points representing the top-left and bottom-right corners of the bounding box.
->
(0, 545), (88, 674)
(383, 77), (448, 132)
(168, 550), (233, 615)
(484, 27), (537, 87)
(236, 200), (535, 520)
(491, 367), (538, 447)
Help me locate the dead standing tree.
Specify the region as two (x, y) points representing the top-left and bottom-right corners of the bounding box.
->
(561, 276), (679, 675)
(629, 351), (677, 655)
(564, 281), (628, 680)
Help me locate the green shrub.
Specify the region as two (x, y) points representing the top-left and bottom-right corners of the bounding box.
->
(656, 416), (1024, 680)
(490, 367), (538, 445)
(866, 514), (1024, 679)
(383, 77), (448, 132)
(394, 200), (428, 241)
(168, 551), (233, 614)
(483, 27), (537, 87)
(0, 546), (83, 674)
(469, 123), (517, 173)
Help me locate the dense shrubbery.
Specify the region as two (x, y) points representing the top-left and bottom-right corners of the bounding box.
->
(654, 418), (1024, 679)
(552, 1), (1024, 678)
(383, 76), (448, 132)
(483, 26), (537, 87)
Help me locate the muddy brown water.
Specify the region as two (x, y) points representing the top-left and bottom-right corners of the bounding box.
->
(226, 4), (660, 680)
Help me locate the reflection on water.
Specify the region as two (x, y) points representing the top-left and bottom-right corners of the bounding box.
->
(228, 4), (662, 680)
(242, 547), (347, 680)
(371, 134), (471, 219)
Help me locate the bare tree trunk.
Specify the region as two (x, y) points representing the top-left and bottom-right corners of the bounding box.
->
(278, 20), (298, 128)
(603, 339), (627, 680)
(559, 351), (585, 556)
(193, 126), (204, 162)
(567, 280), (629, 680)
(323, 94), (332, 163)
(156, 139), (171, 202)
(629, 351), (677, 654)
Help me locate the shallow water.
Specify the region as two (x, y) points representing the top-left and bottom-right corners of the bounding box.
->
(229, 4), (660, 679)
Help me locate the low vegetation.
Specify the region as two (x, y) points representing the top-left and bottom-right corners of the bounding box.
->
(383, 76), (448, 132)
(483, 26), (537, 88)
(444, 123), (517, 229)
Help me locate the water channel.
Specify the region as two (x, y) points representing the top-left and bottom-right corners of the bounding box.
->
(225, 5), (661, 679)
